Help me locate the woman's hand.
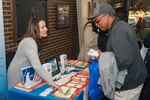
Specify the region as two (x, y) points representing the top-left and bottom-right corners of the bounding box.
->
(51, 82), (63, 93)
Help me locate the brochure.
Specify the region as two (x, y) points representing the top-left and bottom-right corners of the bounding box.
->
(21, 66), (42, 88)
(14, 66), (45, 92)
(53, 86), (78, 99)
(73, 61), (89, 68)
(14, 81), (45, 92)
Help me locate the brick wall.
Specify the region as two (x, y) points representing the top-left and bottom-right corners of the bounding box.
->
(3, 0), (79, 63)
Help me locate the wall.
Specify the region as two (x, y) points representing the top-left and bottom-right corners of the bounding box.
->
(0, 0), (7, 99)
(76, 0), (92, 49)
(3, 0), (79, 63)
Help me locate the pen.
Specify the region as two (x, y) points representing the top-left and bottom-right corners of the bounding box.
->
(81, 62), (84, 66)
(57, 77), (61, 80)
(53, 77), (61, 82)
(73, 84), (77, 88)
(65, 87), (71, 96)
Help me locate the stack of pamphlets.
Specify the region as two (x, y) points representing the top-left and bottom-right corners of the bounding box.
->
(14, 66), (45, 92)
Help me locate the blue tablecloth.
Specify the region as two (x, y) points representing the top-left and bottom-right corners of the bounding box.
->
(7, 84), (84, 100)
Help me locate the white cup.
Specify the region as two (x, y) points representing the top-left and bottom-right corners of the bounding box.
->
(43, 63), (52, 76)
(60, 54), (67, 71)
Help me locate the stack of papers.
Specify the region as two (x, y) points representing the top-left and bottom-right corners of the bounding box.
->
(53, 86), (78, 99)
(14, 81), (45, 92)
(14, 66), (45, 92)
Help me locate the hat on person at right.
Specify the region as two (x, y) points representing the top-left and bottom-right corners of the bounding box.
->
(88, 3), (116, 20)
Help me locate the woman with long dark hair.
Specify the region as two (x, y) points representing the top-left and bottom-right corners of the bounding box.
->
(7, 17), (62, 92)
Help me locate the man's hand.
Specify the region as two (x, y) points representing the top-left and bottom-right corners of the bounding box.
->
(87, 49), (101, 60)
(95, 50), (101, 60)
(87, 49), (99, 57)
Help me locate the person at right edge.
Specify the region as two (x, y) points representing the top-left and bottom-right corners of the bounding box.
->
(88, 3), (147, 100)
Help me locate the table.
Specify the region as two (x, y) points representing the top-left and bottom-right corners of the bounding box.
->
(7, 62), (89, 100)
(7, 84), (85, 100)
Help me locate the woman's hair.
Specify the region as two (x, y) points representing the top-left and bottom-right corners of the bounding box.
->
(24, 17), (45, 42)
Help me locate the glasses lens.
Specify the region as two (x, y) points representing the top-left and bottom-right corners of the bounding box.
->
(95, 15), (105, 23)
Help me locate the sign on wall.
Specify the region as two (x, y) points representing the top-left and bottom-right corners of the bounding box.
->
(13, 0), (48, 42)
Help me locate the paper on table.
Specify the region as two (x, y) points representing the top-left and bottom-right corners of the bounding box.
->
(66, 83), (83, 88)
(72, 76), (87, 82)
(54, 72), (76, 85)
(73, 61), (88, 68)
(39, 87), (53, 97)
(76, 74), (90, 78)
(14, 81), (45, 92)
(68, 60), (78, 66)
(83, 67), (89, 72)
(53, 86), (77, 99)
(70, 80), (86, 85)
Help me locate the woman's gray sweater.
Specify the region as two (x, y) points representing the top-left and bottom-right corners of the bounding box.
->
(7, 37), (52, 89)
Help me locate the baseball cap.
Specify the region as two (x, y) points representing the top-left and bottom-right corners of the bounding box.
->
(88, 3), (116, 19)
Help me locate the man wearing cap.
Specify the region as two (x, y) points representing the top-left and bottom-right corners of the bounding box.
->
(88, 3), (147, 100)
